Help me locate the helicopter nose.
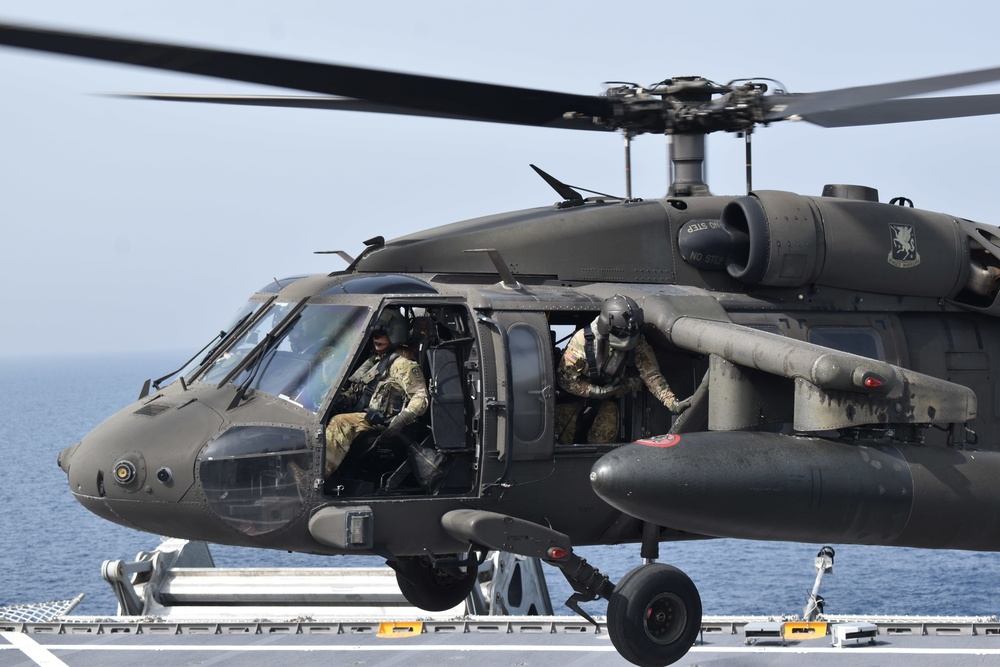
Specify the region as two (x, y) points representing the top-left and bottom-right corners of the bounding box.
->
(58, 442), (80, 475)
(60, 392), (231, 534)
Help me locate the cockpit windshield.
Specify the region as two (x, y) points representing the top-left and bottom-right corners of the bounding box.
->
(177, 299), (267, 385)
(198, 303), (369, 412)
(199, 301), (296, 385)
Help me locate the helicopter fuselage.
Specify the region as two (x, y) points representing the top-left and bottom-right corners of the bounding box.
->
(57, 188), (1000, 564)
(10, 19), (1000, 665)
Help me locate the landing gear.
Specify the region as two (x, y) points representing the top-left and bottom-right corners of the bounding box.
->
(606, 564), (702, 667)
(392, 554), (478, 612)
(435, 510), (702, 665)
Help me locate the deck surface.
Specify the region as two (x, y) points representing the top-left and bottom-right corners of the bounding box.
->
(4, 616), (1000, 666)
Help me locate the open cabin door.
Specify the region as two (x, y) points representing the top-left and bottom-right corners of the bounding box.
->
(489, 312), (555, 462)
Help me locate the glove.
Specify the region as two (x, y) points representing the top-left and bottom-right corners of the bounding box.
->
(588, 384), (617, 399)
(383, 410), (415, 435)
(364, 408), (386, 426)
(373, 412), (414, 448)
(590, 377), (642, 399)
(670, 398), (692, 414)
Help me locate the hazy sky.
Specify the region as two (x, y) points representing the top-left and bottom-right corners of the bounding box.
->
(3, 0), (999, 358)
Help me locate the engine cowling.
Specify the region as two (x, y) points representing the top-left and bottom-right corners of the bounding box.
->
(719, 189), (970, 297)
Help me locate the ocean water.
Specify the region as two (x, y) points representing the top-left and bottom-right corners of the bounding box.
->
(2, 352), (999, 618)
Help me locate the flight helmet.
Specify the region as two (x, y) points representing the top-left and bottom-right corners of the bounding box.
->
(372, 309), (409, 346)
(597, 295), (643, 351)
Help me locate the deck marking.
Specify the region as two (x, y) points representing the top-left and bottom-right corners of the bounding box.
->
(9, 642), (1000, 656)
(0, 631), (70, 667)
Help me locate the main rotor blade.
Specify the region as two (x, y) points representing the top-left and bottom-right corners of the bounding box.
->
(766, 66), (1000, 121)
(800, 93), (1000, 128)
(0, 22), (613, 129)
(108, 93), (611, 131)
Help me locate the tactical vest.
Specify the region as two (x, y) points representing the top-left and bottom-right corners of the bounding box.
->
(354, 351), (401, 412)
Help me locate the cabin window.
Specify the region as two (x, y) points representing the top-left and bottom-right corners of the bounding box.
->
(508, 324), (546, 442)
(808, 326), (885, 361)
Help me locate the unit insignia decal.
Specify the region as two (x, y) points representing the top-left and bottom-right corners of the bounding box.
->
(888, 223), (921, 268)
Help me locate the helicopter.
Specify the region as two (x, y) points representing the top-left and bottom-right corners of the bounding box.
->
(6, 20), (1000, 667)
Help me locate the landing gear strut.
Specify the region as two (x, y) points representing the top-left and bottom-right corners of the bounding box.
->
(607, 564), (703, 667)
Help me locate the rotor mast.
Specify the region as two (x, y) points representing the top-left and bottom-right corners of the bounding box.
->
(667, 133), (710, 196)
(608, 77), (720, 198)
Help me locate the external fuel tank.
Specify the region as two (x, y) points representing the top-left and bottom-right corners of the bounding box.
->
(591, 431), (1000, 551)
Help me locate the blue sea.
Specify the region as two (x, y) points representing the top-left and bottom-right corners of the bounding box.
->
(2, 352), (999, 618)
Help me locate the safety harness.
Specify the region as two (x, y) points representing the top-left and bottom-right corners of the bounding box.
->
(574, 328), (635, 442)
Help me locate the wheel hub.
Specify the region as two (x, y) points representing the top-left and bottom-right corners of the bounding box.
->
(644, 592), (687, 644)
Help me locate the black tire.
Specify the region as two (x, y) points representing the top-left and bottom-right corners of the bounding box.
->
(606, 564), (702, 667)
(394, 555), (477, 612)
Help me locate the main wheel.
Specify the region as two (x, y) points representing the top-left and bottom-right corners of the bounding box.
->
(606, 563), (702, 667)
(393, 555), (477, 611)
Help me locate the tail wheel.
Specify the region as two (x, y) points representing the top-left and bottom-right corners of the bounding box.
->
(607, 564), (702, 667)
(393, 555), (477, 612)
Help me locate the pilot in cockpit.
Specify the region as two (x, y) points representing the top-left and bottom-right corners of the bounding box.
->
(323, 310), (429, 478)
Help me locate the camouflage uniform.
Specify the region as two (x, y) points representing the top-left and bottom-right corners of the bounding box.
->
(555, 320), (679, 444)
(324, 350), (429, 477)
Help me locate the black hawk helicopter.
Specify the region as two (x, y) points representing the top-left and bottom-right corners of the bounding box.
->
(5, 21), (1000, 667)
